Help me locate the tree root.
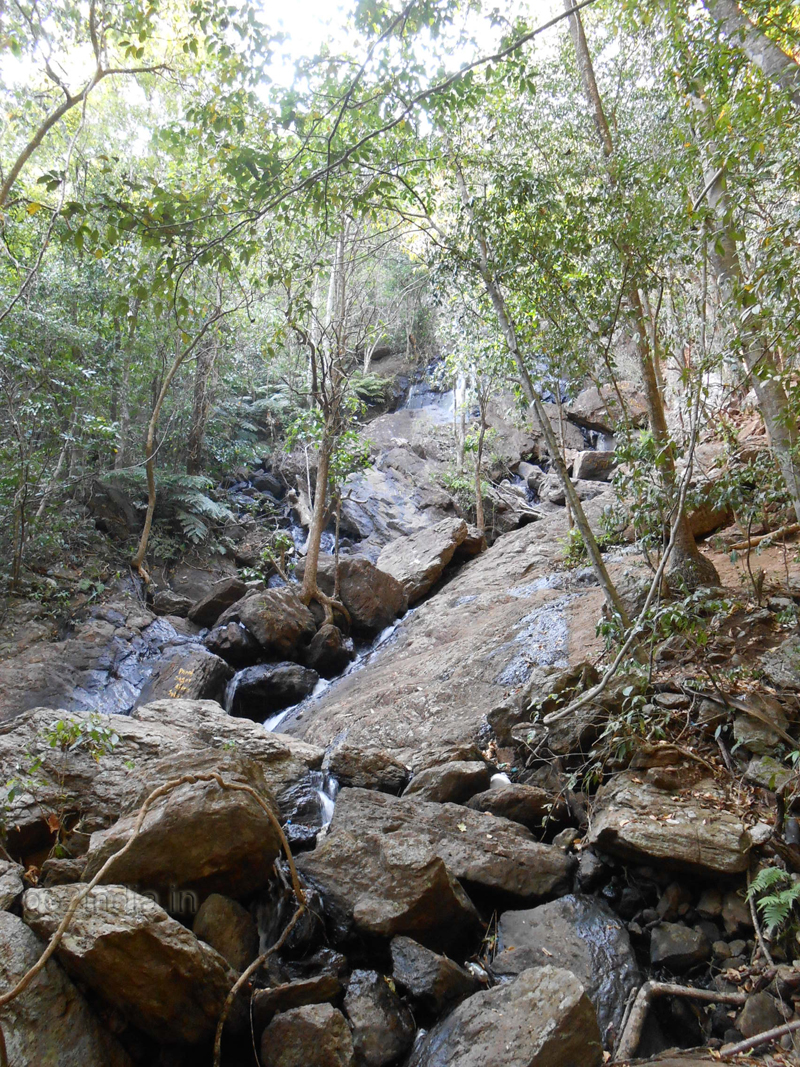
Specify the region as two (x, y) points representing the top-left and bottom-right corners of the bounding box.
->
(614, 981), (747, 1062)
(302, 584), (351, 628)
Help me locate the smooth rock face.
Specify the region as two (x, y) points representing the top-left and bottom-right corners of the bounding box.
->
(216, 588), (316, 658)
(297, 554), (408, 635)
(391, 936), (479, 1014)
(0, 859), (24, 909)
(323, 745), (410, 794)
(22, 885), (236, 1045)
(0, 701), (321, 857)
(650, 923), (711, 972)
(0, 910), (133, 1067)
(298, 790), (574, 940)
(491, 895), (640, 1046)
(188, 577), (249, 627)
(408, 966), (603, 1067)
(344, 969), (415, 1067)
(260, 1003), (355, 1067)
(193, 893), (259, 971)
(403, 761), (491, 804)
(377, 518), (468, 604)
(227, 662), (319, 719)
(588, 771), (751, 875)
(81, 751), (283, 899)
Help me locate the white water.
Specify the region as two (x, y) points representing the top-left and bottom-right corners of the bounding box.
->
(315, 773), (339, 827)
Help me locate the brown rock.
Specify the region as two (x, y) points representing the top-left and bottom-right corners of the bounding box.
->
(216, 588), (316, 658)
(344, 969), (415, 1067)
(323, 744), (410, 794)
(391, 936), (479, 1013)
(134, 648), (232, 706)
(377, 518), (469, 604)
(260, 1003), (355, 1067)
(297, 555), (408, 636)
(252, 974), (343, 1032)
(404, 761), (491, 804)
(23, 885), (237, 1045)
(466, 783), (569, 832)
(194, 893), (259, 971)
(188, 577), (249, 627)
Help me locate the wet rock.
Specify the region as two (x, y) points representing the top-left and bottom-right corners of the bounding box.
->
(491, 895), (639, 1046)
(408, 965), (602, 1067)
(650, 923), (711, 972)
(187, 576), (249, 627)
(81, 749), (284, 899)
(0, 910), (133, 1067)
(577, 849), (609, 892)
(305, 624), (355, 678)
(252, 974), (343, 1031)
(344, 969), (415, 1067)
(204, 620), (262, 666)
(736, 991), (784, 1038)
(23, 884), (237, 1045)
(588, 770), (751, 875)
(391, 936), (478, 1014)
(404, 760), (491, 804)
(466, 783), (568, 832)
(572, 450), (616, 481)
(260, 1003), (354, 1067)
(216, 588), (317, 659)
(227, 662), (319, 720)
(377, 517), (469, 604)
(134, 648), (232, 705)
(193, 893), (259, 972)
(297, 789), (574, 944)
(566, 382), (648, 435)
(0, 859), (24, 909)
(296, 555), (408, 636)
(323, 744), (410, 794)
(151, 589), (193, 617)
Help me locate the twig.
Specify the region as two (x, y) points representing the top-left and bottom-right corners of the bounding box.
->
(720, 1017), (800, 1057)
(614, 980), (747, 1061)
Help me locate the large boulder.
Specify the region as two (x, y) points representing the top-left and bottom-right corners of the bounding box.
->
(403, 761), (491, 804)
(260, 1003), (354, 1067)
(151, 589), (193, 617)
(566, 382), (648, 435)
(187, 576), (249, 627)
(0, 701), (321, 858)
(491, 895), (640, 1047)
(134, 648), (232, 706)
(572, 450), (616, 482)
(466, 783), (569, 834)
(588, 766), (751, 875)
(0, 859), (24, 909)
(0, 910), (133, 1067)
(377, 518), (469, 604)
(22, 885), (237, 1045)
(323, 744), (410, 794)
(216, 588), (317, 659)
(343, 969), (415, 1067)
(81, 750), (284, 900)
(204, 620), (262, 666)
(391, 935), (479, 1014)
(305, 624), (355, 678)
(296, 555), (408, 635)
(296, 789), (574, 945)
(407, 966), (603, 1067)
(226, 662), (319, 720)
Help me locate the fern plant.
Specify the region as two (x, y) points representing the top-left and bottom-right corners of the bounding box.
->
(748, 866), (800, 936)
(104, 471), (235, 545)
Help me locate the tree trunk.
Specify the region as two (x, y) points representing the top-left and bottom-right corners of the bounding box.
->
(702, 0), (800, 106)
(115, 297), (140, 471)
(301, 433), (332, 605)
(186, 335), (217, 475)
(564, 0), (717, 587)
(475, 402), (487, 535)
